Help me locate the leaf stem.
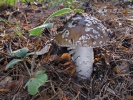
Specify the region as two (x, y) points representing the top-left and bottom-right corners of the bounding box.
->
(23, 61), (31, 77)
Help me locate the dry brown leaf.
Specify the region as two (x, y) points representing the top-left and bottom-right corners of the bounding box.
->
(0, 88), (10, 92)
(63, 93), (67, 100)
(31, 4), (38, 10)
(122, 10), (128, 15)
(106, 5), (115, 9)
(7, 81), (18, 91)
(61, 53), (71, 62)
(94, 57), (101, 63)
(59, 62), (76, 75)
(43, 56), (50, 63)
(126, 95), (133, 100)
(0, 61), (8, 71)
(58, 53), (76, 75)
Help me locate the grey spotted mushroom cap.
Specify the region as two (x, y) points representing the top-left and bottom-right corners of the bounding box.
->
(55, 13), (109, 48)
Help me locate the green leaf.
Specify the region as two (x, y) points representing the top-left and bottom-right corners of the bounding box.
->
(21, 0), (34, 2)
(26, 78), (39, 95)
(66, 1), (74, 9)
(50, 8), (73, 17)
(4, 0), (15, 6)
(29, 23), (53, 36)
(9, 0), (15, 6)
(44, 8), (73, 23)
(12, 47), (29, 57)
(35, 70), (48, 85)
(74, 9), (84, 13)
(37, 74), (47, 86)
(5, 59), (23, 70)
(25, 70), (48, 95)
(36, 70), (45, 78)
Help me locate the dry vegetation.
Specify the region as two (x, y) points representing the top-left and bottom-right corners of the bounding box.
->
(0, 0), (133, 100)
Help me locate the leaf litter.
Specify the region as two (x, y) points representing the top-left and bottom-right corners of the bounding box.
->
(0, 0), (133, 100)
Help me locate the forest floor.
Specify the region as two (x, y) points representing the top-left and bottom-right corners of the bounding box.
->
(0, 0), (133, 100)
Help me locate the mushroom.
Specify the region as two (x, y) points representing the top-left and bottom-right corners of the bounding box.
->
(55, 13), (109, 79)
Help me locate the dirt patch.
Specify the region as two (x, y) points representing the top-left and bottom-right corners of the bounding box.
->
(0, 1), (133, 100)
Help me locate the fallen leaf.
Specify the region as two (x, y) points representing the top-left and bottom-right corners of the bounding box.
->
(107, 5), (114, 9)
(63, 93), (67, 100)
(64, 62), (76, 75)
(126, 95), (133, 100)
(27, 43), (51, 56)
(0, 61), (8, 71)
(122, 10), (128, 15)
(59, 62), (76, 75)
(43, 56), (50, 63)
(57, 53), (76, 75)
(7, 81), (18, 91)
(49, 55), (59, 62)
(60, 53), (71, 62)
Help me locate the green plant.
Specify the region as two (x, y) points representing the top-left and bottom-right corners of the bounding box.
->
(14, 20), (23, 37)
(0, 0), (16, 6)
(0, 0), (43, 6)
(5, 47), (48, 95)
(43, 0), (83, 10)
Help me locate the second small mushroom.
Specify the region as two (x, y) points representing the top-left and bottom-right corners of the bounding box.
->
(55, 13), (109, 79)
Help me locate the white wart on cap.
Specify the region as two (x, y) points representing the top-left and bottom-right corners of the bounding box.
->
(55, 13), (108, 48)
(55, 13), (109, 79)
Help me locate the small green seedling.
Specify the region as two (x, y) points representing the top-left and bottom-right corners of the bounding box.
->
(5, 47), (48, 95)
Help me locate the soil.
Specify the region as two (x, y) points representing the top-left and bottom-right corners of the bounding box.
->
(0, 0), (133, 100)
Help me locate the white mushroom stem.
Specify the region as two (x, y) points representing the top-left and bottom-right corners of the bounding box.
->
(72, 47), (94, 79)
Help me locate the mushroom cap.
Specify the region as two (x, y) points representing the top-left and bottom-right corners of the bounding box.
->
(55, 13), (109, 47)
